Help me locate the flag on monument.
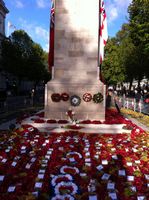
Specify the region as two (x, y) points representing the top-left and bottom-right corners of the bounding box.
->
(8, 21), (16, 29)
(7, 21), (16, 37)
(48, 0), (55, 70)
(99, 0), (108, 64)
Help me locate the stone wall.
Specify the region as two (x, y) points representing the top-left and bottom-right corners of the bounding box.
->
(45, 0), (106, 121)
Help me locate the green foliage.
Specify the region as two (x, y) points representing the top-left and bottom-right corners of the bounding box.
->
(102, 0), (149, 86)
(0, 30), (51, 84)
(116, 24), (137, 85)
(128, 0), (149, 79)
(102, 37), (125, 86)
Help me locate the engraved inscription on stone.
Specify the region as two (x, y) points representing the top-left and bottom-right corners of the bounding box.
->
(67, 35), (84, 57)
(69, 37), (83, 51)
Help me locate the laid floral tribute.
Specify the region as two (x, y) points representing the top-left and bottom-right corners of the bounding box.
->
(61, 93), (69, 101)
(51, 93), (61, 102)
(0, 109), (148, 200)
(70, 95), (81, 107)
(83, 93), (92, 102)
(51, 92), (103, 105)
(93, 92), (103, 104)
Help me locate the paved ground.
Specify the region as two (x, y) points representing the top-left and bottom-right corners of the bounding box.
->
(0, 106), (42, 130)
(126, 115), (149, 132)
(0, 119), (17, 130)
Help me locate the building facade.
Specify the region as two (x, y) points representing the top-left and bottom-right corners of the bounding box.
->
(0, 0), (9, 92)
(0, 0), (9, 42)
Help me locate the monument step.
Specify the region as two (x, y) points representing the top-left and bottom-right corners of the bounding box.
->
(21, 119), (129, 134)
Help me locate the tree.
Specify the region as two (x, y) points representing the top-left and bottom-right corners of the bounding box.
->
(26, 43), (50, 88)
(128, 0), (149, 80)
(103, 19), (148, 89)
(102, 37), (125, 86)
(116, 24), (137, 90)
(1, 30), (50, 87)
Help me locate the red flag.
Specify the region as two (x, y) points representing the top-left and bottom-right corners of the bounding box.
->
(48, 0), (55, 71)
(99, 0), (108, 83)
(99, 0), (108, 64)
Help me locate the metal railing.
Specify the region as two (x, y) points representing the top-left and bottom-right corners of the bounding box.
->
(116, 96), (149, 115)
(0, 95), (44, 114)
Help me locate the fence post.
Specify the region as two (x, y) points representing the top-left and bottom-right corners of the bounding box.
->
(134, 98), (136, 112)
(139, 100), (142, 113)
(119, 97), (122, 107)
(126, 98), (129, 109)
(131, 99), (134, 110)
(122, 94), (125, 108)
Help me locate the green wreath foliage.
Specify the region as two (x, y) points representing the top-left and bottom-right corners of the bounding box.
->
(93, 92), (103, 103)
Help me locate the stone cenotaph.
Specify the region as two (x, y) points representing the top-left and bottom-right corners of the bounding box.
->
(45, 0), (106, 121)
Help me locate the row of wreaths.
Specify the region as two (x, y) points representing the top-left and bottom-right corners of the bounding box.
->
(51, 92), (103, 106)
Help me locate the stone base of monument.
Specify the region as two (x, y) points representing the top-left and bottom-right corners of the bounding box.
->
(21, 117), (130, 134)
(44, 79), (106, 121)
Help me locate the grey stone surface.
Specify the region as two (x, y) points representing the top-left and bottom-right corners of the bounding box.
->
(45, 0), (106, 120)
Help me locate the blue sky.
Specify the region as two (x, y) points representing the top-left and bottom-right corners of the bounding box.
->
(4, 0), (132, 52)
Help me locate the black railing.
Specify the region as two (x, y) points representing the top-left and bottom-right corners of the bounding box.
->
(0, 94), (44, 114)
(116, 96), (149, 115)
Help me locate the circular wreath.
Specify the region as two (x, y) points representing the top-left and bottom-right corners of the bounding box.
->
(66, 151), (82, 162)
(66, 152), (82, 159)
(70, 95), (81, 107)
(51, 174), (73, 187)
(61, 93), (69, 101)
(93, 92), (103, 103)
(83, 93), (92, 102)
(60, 165), (79, 175)
(54, 181), (78, 195)
(51, 194), (74, 200)
(51, 93), (61, 102)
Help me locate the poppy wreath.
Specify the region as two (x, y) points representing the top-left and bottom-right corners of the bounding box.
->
(51, 93), (61, 102)
(83, 93), (92, 102)
(93, 92), (103, 103)
(70, 95), (81, 107)
(61, 92), (69, 101)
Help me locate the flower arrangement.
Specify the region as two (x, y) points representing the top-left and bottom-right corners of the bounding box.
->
(60, 166), (80, 175)
(0, 109), (148, 200)
(51, 93), (61, 102)
(70, 95), (81, 107)
(54, 181), (78, 195)
(61, 93), (69, 101)
(51, 194), (74, 200)
(66, 109), (75, 122)
(83, 93), (92, 102)
(51, 174), (73, 187)
(50, 91), (105, 105)
(93, 92), (103, 103)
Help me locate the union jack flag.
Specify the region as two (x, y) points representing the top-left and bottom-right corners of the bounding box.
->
(50, 0), (55, 28)
(99, 0), (108, 83)
(99, 0), (108, 64)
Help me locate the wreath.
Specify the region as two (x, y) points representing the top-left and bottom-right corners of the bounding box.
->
(83, 93), (92, 102)
(54, 181), (78, 195)
(51, 93), (61, 102)
(60, 165), (79, 175)
(61, 93), (69, 101)
(51, 174), (73, 187)
(93, 92), (103, 103)
(51, 195), (74, 200)
(70, 95), (81, 107)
